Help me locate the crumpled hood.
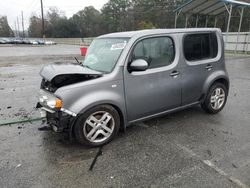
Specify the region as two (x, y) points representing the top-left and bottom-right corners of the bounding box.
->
(40, 63), (102, 81)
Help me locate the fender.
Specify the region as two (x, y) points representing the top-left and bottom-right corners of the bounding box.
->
(201, 70), (230, 100)
(67, 89), (127, 138)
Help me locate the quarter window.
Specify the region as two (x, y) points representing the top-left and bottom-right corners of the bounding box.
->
(132, 37), (175, 69)
(184, 33), (218, 61)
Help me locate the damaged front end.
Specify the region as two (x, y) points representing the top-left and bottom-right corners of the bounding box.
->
(36, 89), (74, 132)
(40, 62), (102, 93)
(36, 63), (102, 132)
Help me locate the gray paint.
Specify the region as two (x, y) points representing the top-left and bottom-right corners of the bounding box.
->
(41, 28), (229, 128)
(40, 63), (102, 81)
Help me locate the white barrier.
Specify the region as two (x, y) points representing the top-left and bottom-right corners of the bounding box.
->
(222, 32), (250, 53)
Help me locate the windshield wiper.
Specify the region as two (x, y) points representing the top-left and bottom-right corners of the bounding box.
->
(74, 57), (81, 65)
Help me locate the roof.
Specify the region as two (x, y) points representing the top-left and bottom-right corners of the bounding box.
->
(174, 0), (250, 16)
(98, 28), (221, 38)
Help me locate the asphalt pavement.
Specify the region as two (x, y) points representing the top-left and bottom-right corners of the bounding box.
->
(0, 45), (250, 188)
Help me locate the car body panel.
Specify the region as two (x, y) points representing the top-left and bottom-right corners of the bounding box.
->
(37, 28), (229, 132)
(40, 63), (102, 81)
(123, 34), (182, 121)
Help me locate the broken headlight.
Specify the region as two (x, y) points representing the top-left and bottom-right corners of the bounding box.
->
(39, 90), (62, 109)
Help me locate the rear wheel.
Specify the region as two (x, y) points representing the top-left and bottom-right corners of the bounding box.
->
(201, 83), (228, 114)
(74, 105), (120, 147)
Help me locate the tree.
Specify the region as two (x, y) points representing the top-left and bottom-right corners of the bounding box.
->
(101, 0), (133, 33)
(72, 6), (102, 37)
(133, 0), (182, 29)
(27, 0), (250, 38)
(28, 15), (43, 37)
(137, 21), (156, 29)
(0, 16), (14, 37)
(46, 8), (78, 37)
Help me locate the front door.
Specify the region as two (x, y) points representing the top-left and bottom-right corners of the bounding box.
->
(124, 36), (182, 121)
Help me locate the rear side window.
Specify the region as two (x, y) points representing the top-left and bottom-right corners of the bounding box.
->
(184, 33), (218, 61)
(132, 37), (175, 69)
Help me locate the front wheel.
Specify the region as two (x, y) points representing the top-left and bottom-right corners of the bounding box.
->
(74, 105), (120, 147)
(201, 83), (228, 114)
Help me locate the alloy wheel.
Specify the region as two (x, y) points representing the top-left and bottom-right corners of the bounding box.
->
(210, 88), (226, 110)
(83, 111), (115, 143)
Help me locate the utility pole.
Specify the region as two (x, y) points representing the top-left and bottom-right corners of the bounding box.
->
(40, 0), (45, 39)
(14, 21), (17, 37)
(21, 11), (25, 38)
(17, 16), (20, 38)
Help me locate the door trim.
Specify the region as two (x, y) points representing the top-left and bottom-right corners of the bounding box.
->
(125, 34), (180, 76)
(128, 101), (200, 124)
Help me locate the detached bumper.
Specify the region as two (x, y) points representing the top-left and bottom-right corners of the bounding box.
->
(36, 103), (75, 132)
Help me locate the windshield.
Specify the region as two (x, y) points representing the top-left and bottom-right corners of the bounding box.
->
(83, 38), (129, 73)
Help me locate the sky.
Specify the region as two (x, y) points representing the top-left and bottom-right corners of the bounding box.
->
(0, 0), (108, 30)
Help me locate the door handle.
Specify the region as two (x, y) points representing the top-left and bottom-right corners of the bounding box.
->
(206, 64), (213, 71)
(170, 71), (180, 77)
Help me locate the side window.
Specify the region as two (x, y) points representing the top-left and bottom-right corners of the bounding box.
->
(132, 37), (175, 69)
(184, 33), (218, 61)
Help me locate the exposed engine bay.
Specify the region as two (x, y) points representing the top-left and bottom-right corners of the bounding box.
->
(41, 74), (101, 92)
(39, 62), (102, 92)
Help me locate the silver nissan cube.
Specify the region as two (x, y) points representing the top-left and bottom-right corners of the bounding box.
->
(37, 28), (229, 147)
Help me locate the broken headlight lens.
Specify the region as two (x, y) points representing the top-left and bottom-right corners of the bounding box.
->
(46, 99), (62, 109)
(39, 90), (62, 109)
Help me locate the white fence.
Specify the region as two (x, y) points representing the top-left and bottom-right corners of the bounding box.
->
(47, 37), (95, 46)
(222, 32), (250, 53)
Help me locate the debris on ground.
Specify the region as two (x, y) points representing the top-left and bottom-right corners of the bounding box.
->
(15, 164), (22, 168)
(38, 126), (52, 131)
(89, 146), (103, 171)
(232, 163), (238, 168)
(222, 131), (229, 134)
(207, 150), (212, 157)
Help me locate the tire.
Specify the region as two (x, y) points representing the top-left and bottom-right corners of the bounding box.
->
(74, 105), (120, 147)
(201, 82), (228, 114)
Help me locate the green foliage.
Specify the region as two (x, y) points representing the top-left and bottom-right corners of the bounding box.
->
(0, 16), (14, 37)
(71, 6), (101, 37)
(137, 21), (156, 29)
(28, 15), (43, 37)
(27, 0), (250, 38)
(101, 0), (133, 33)
(45, 8), (79, 38)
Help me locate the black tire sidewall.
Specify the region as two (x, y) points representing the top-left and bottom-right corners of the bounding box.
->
(202, 83), (228, 114)
(74, 105), (120, 147)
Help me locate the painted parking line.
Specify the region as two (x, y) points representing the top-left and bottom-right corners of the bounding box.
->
(173, 142), (249, 188)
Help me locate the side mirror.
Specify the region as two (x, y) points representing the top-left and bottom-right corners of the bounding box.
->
(129, 59), (149, 72)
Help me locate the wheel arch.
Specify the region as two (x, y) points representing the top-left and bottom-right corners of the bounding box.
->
(201, 72), (229, 102)
(69, 102), (126, 140)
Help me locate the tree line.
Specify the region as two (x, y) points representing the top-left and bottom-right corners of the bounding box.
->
(28, 0), (184, 38)
(1, 0), (250, 38)
(0, 16), (14, 37)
